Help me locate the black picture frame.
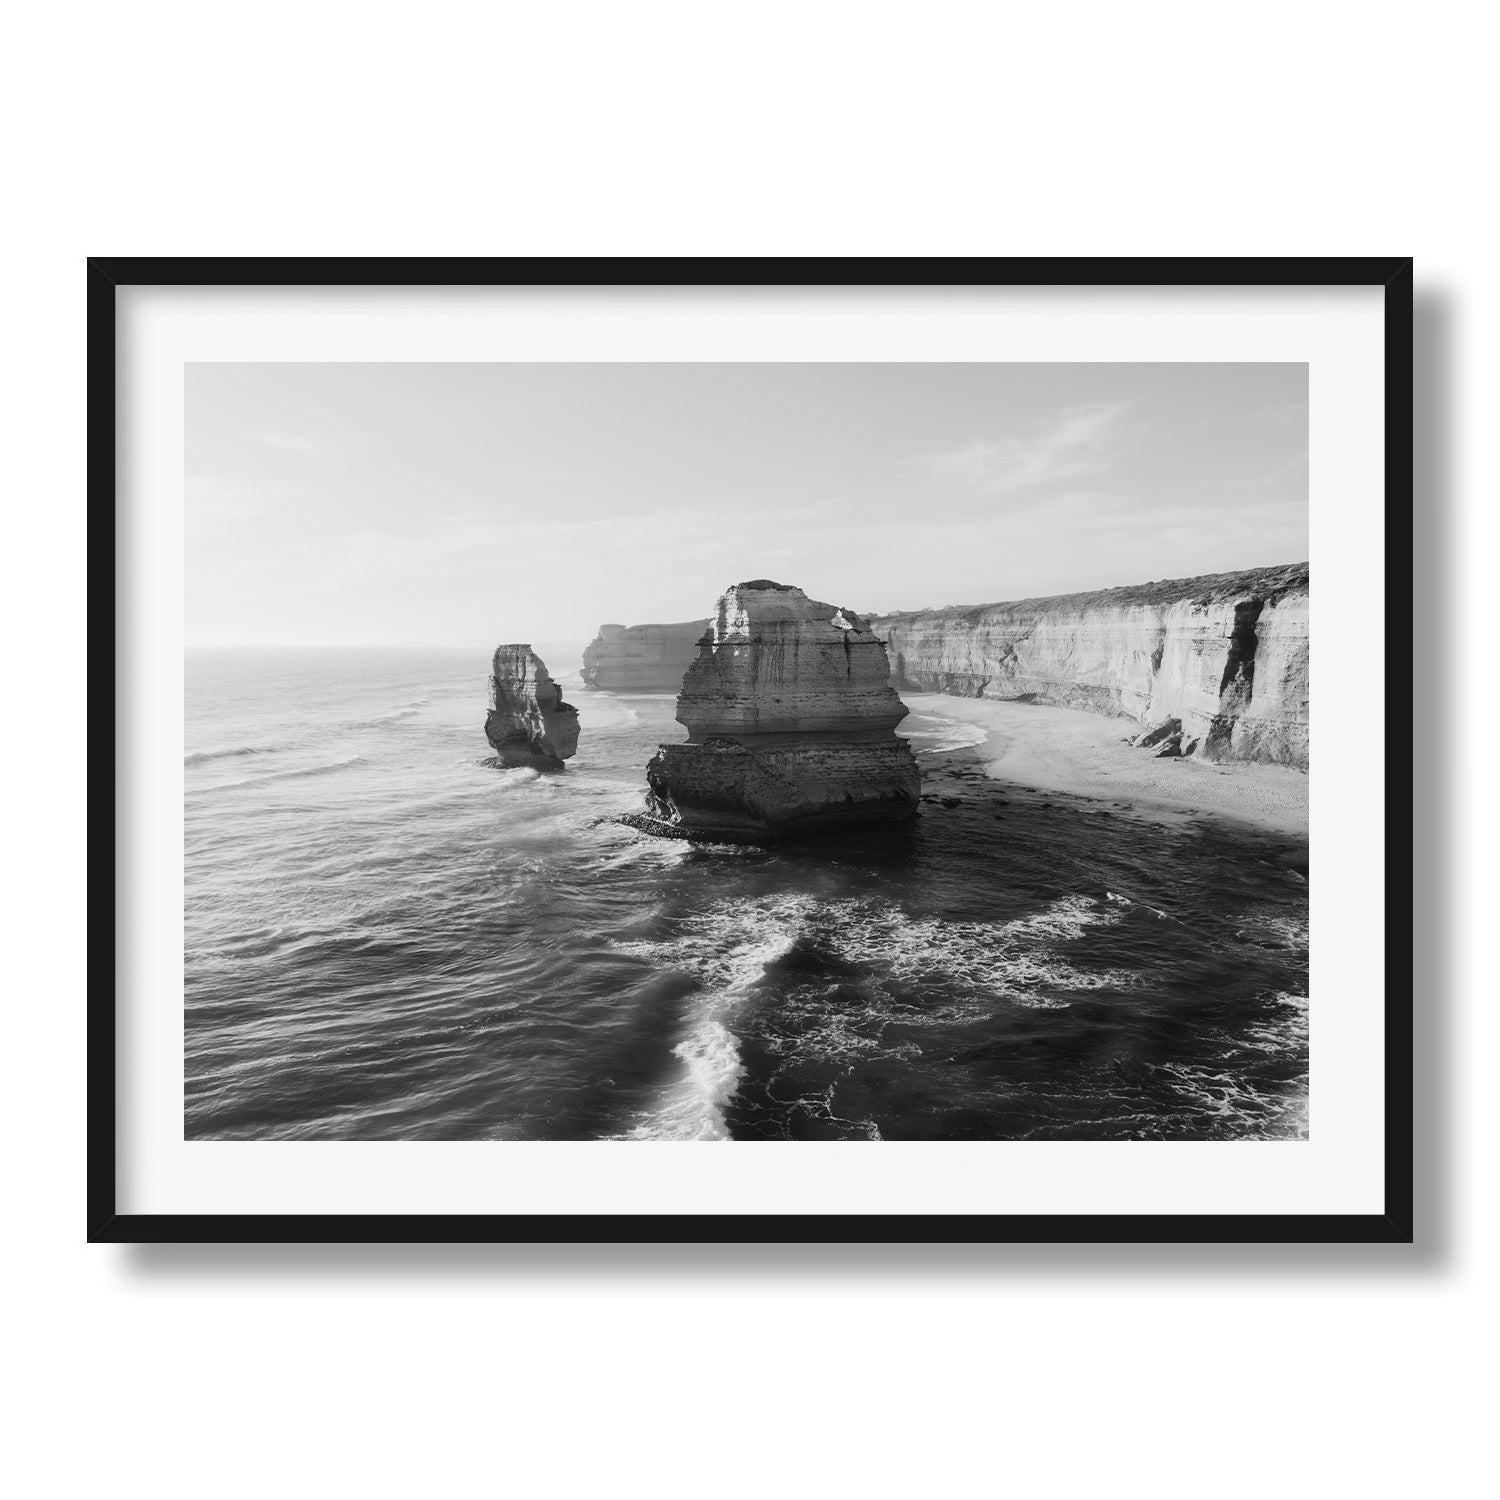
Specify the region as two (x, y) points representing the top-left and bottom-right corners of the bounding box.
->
(93, 256), (1414, 1245)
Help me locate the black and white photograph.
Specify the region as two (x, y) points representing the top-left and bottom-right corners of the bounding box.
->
(20, 3), (1497, 1495)
(185, 359), (1312, 1144)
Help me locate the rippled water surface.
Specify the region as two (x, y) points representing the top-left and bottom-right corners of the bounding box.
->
(185, 648), (1310, 1141)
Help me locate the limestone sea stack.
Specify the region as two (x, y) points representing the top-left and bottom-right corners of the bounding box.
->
(580, 619), (712, 690)
(632, 581), (921, 841)
(484, 646), (580, 769)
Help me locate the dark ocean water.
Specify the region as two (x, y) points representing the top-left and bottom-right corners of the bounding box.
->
(185, 648), (1310, 1142)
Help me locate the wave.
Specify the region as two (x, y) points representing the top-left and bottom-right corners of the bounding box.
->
(363, 699), (430, 726)
(900, 713), (990, 754)
(1232, 907), (1310, 954)
(1238, 989), (1309, 1058)
(185, 744), (287, 766)
(616, 892), (1135, 1016)
(609, 891), (1138, 1137)
(569, 690), (641, 727)
(189, 756), (365, 794)
(477, 759), (541, 781)
(1144, 1059), (1309, 1140)
(587, 832), (691, 873)
(614, 897), (811, 1139)
(1139, 989), (1308, 1140)
(813, 893), (1136, 1009)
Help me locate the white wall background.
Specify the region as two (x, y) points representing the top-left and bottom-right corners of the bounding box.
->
(3, 3), (1489, 1496)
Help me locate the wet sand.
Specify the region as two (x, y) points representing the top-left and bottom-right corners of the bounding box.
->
(904, 694), (1309, 839)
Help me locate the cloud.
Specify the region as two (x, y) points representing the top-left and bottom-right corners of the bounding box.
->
(185, 471), (334, 531)
(913, 402), (1126, 497)
(1252, 450), (1309, 488)
(251, 429), (334, 463)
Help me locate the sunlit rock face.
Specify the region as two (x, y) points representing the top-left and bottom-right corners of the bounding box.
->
(632, 581), (921, 841)
(580, 620), (711, 691)
(485, 646), (580, 769)
(872, 563), (1309, 769)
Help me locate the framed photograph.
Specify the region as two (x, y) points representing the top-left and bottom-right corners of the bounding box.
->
(95, 258), (1413, 1243)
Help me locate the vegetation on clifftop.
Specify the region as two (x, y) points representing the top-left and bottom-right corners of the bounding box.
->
(875, 563), (1309, 625)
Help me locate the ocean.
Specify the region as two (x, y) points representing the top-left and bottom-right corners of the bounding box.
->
(185, 647), (1310, 1142)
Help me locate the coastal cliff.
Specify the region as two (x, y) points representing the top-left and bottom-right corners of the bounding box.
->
(580, 619), (711, 691)
(485, 646), (580, 769)
(630, 581), (920, 840)
(872, 563), (1309, 769)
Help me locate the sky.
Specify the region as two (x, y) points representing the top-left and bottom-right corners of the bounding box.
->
(186, 362), (1308, 648)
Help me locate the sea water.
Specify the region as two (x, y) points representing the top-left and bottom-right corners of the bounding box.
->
(185, 648), (1310, 1141)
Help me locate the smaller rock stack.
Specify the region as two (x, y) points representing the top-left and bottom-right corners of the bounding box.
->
(631, 580), (921, 841)
(485, 646), (580, 769)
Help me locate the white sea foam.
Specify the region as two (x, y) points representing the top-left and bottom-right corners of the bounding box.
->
(1106, 891), (1170, 920)
(899, 712), (989, 754)
(1233, 907), (1310, 954)
(818, 892), (1136, 1008)
(630, 1019), (747, 1141)
(477, 762), (542, 788)
(569, 687), (649, 727)
(1239, 989), (1310, 1056)
(613, 891), (1136, 1137)
(1152, 989), (1310, 1139)
(1148, 1059), (1309, 1140)
(588, 832), (691, 873)
(615, 896), (815, 1139)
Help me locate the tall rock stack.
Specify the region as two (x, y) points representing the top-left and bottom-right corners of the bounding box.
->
(485, 646), (580, 769)
(632, 580), (921, 841)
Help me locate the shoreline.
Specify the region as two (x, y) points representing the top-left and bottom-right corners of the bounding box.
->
(904, 693), (1309, 840)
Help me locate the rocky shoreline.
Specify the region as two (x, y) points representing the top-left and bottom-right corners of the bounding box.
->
(906, 693), (1309, 839)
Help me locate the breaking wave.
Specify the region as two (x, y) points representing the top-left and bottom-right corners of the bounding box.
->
(900, 712), (989, 753)
(363, 699), (430, 725)
(185, 744), (287, 766)
(814, 892), (1137, 1008)
(189, 755), (365, 795)
(615, 899), (810, 1139)
(611, 892), (1141, 1139)
(572, 689), (642, 727)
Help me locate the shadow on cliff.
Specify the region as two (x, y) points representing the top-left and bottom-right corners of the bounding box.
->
(120, 293), (1453, 1282)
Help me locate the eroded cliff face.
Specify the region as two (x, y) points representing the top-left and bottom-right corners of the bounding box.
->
(631, 581), (920, 840)
(485, 646), (580, 769)
(872, 563), (1309, 769)
(580, 620), (711, 690)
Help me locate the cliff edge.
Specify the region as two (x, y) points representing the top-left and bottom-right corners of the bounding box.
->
(580, 619), (712, 691)
(871, 563), (1309, 769)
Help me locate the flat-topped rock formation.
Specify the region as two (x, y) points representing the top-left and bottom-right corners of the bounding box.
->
(872, 563), (1309, 769)
(580, 619), (711, 691)
(629, 581), (921, 841)
(484, 646), (580, 769)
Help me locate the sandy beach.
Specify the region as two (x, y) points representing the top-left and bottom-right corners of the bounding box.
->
(905, 693), (1309, 838)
